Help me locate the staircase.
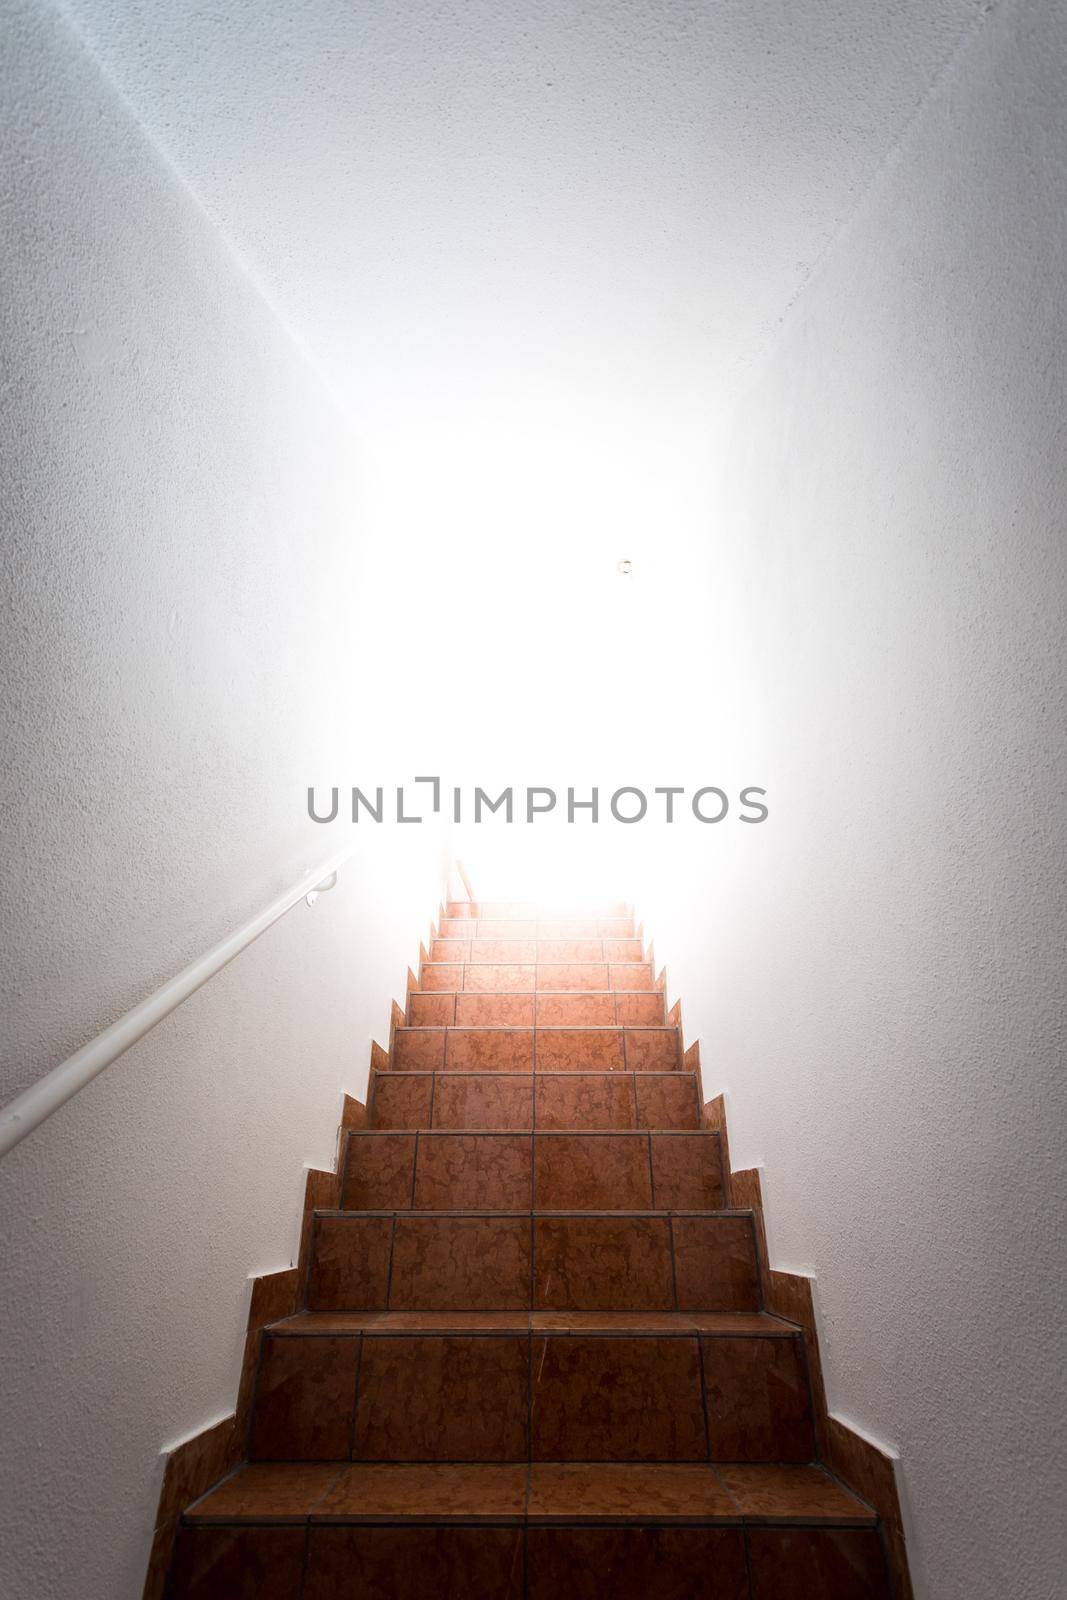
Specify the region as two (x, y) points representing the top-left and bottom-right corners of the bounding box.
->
(163, 899), (893, 1598)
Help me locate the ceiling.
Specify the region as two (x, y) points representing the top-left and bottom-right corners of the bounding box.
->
(57, 0), (986, 574)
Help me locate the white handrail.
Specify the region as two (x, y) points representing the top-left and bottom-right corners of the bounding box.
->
(0, 846), (355, 1160)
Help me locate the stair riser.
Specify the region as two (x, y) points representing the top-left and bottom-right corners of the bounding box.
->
(444, 901), (630, 919)
(171, 1523), (890, 1600)
(430, 940), (644, 964)
(421, 963), (657, 992)
(249, 1332), (813, 1465)
(394, 1028), (680, 1074)
(408, 992), (667, 1026)
(306, 1214), (760, 1314)
(371, 1072), (702, 1131)
(438, 918), (635, 939)
(342, 1131), (724, 1211)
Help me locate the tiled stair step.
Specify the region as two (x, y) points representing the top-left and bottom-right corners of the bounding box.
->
(342, 1130), (724, 1211)
(247, 1320), (815, 1465)
(438, 917), (636, 938)
(271, 1309), (795, 1333)
(430, 938), (645, 963)
(409, 991), (667, 1027)
(394, 1026), (680, 1073)
(306, 1210), (761, 1313)
(444, 900), (631, 919)
(173, 1462), (887, 1600)
(420, 962), (657, 993)
(371, 1071), (702, 1130)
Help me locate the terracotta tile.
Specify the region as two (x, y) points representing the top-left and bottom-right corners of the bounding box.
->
(530, 1311), (696, 1333)
(478, 919), (537, 939)
(635, 1075), (700, 1130)
(168, 1526), (307, 1599)
(343, 1135), (417, 1210)
(527, 1462), (736, 1521)
(353, 1336), (529, 1459)
(307, 1216), (393, 1311)
(455, 993), (535, 1026)
(535, 1134), (652, 1209)
(444, 902), (477, 919)
(371, 1074), (433, 1130)
(431, 1075), (534, 1130)
(702, 1337), (815, 1461)
(285, 1311), (530, 1334)
(464, 962), (536, 992)
(437, 920), (471, 939)
(142, 1517), (177, 1600)
(536, 963), (610, 991)
(610, 963), (654, 991)
(419, 963), (463, 992)
(650, 1134), (724, 1210)
(445, 1029), (534, 1072)
(747, 1528), (890, 1599)
(598, 917), (635, 937)
(235, 1334), (262, 1439)
(249, 1335), (358, 1460)
(527, 1526), (746, 1600)
(614, 992), (666, 1025)
(536, 1028), (625, 1072)
(430, 939), (470, 962)
(394, 1029), (446, 1071)
(248, 1270), (300, 1330)
(407, 993), (455, 1027)
(672, 1218), (761, 1312)
(304, 1526), (523, 1600)
(481, 900), (538, 918)
(298, 1171), (338, 1286)
(530, 1337), (706, 1460)
(537, 939), (604, 962)
(825, 1415), (898, 1516)
(314, 1462), (528, 1521)
(342, 1095), (369, 1132)
(535, 1074), (636, 1130)
(534, 1217), (673, 1309)
(389, 1216), (532, 1309)
(625, 1029), (681, 1072)
(717, 1464), (876, 1524)
(157, 1415), (241, 1526)
(537, 918), (600, 938)
(824, 1416), (910, 1594)
(603, 939), (644, 962)
(687, 1312), (801, 1336)
(414, 1134), (532, 1210)
(469, 939), (537, 962)
(535, 993), (615, 1026)
(187, 1463), (343, 1523)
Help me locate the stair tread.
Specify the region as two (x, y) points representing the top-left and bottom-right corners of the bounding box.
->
(268, 1310), (798, 1336)
(185, 1461), (874, 1528)
(315, 1207), (750, 1217)
(350, 1128), (713, 1137)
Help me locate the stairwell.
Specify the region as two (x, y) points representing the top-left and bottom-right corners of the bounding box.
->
(159, 898), (898, 1598)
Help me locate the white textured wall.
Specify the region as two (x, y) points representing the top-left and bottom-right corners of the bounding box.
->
(0, 3), (446, 1596)
(637, 3), (1067, 1597)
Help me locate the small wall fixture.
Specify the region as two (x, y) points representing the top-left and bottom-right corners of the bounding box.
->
(617, 559), (633, 577)
(306, 870), (339, 907)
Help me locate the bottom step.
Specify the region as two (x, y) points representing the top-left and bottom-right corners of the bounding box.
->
(170, 1462), (890, 1598)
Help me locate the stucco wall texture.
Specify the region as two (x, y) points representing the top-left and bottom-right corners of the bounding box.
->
(2, 0), (1066, 1596)
(637, 2), (1067, 1597)
(0, 2), (447, 1595)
